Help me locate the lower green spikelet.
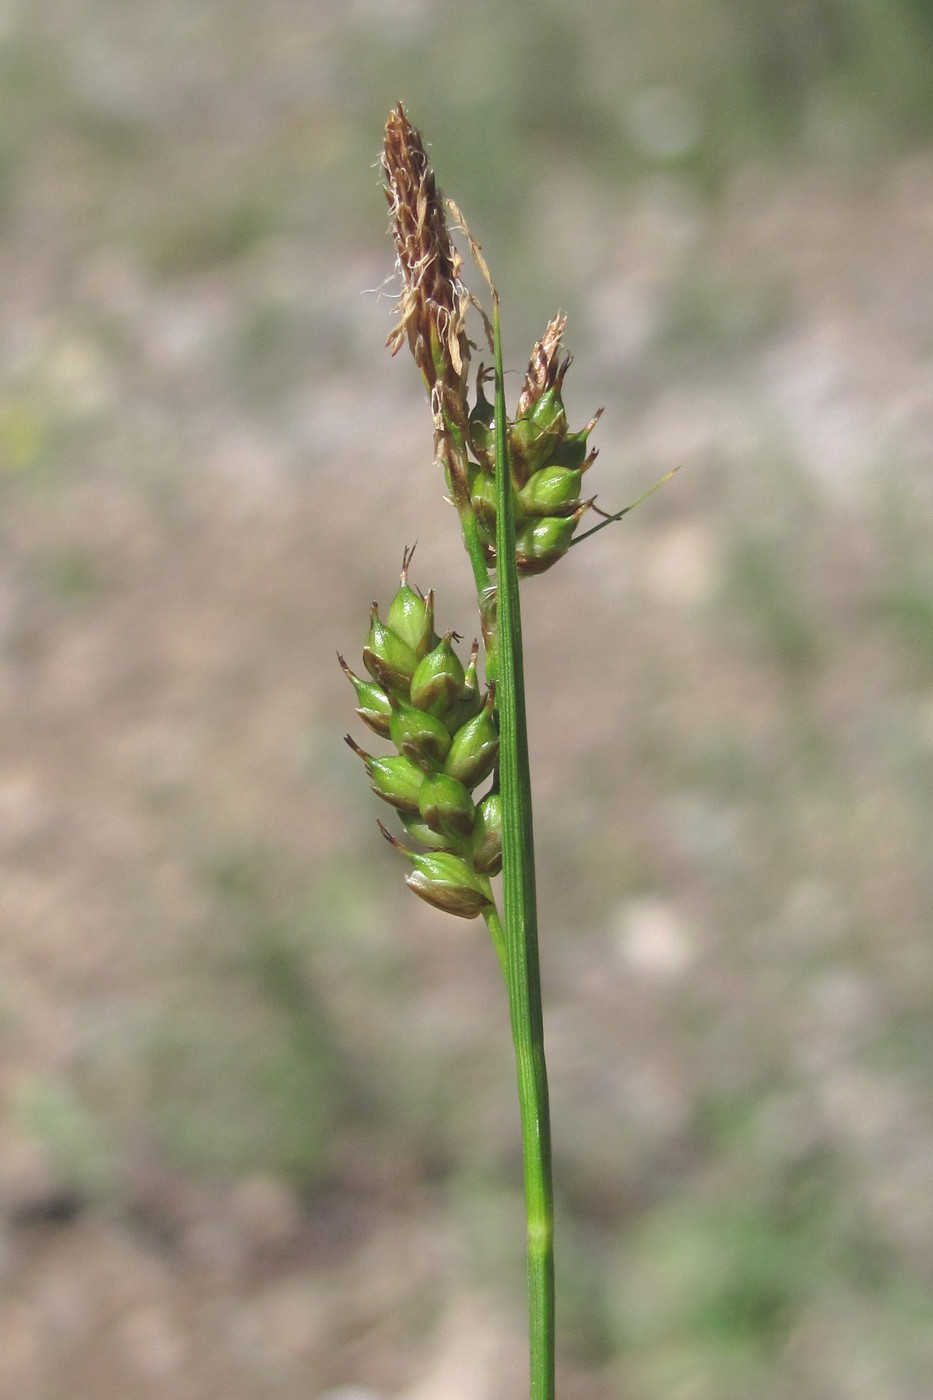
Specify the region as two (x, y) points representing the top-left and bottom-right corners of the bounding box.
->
(378, 822), (492, 919)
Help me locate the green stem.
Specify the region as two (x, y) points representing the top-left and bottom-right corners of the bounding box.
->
(438, 408), (498, 672)
(491, 297), (555, 1400)
(482, 903), (507, 979)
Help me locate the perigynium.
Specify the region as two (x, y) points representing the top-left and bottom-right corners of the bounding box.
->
(341, 103), (646, 1400)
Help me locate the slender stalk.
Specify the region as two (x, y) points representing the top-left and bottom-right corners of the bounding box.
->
(442, 410), (495, 622)
(492, 297), (555, 1400)
(571, 466), (680, 547)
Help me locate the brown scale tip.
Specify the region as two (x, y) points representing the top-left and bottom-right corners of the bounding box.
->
(377, 819), (406, 851)
(382, 104), (470, 386)
(400, 542), (417, 582)
(516, 312), (570, 419)
(344, 734), (371, 765)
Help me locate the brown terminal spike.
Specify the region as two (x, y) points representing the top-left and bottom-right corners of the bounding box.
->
(382, 106), (468, 375)
(382, 104), (472, 505)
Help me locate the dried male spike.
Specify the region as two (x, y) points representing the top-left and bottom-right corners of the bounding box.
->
(444, 689), (499, 790)
(410, 633), (466, 717)
(386, 548), (437, 659)
(345, 736), (424, 814)
(418, 769), (476, 839)
(389, 695), (452, 768)
(383, 104), (472, 505)
(363, 603), (419, 698)
(338, 653), (392, 739)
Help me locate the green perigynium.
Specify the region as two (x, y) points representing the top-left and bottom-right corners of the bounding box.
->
(389, 695), (452, 767)
(471, 790), (503, 875)
(410, 633), (466, 716)
(363, 603), (419, 697)
(382, 829), (494, 919)
(386, 546), (437, 655)
(344, 736), (425, 815)
(337, 653), (392, 738)
(418, 769), (476, 839)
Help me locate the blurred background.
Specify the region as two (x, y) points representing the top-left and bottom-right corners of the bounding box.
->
(2, 1), (933, 1397)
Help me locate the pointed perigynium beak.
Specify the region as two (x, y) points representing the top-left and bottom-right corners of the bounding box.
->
(338, 653), (393, 738)
(345, 736), (425, 815)
(386, 547), (438, 658)
(378, 822), (492, 919)
(363, 603), (419, 698)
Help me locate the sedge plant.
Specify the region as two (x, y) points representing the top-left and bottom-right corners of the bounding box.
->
(341, 105), (665, 1400)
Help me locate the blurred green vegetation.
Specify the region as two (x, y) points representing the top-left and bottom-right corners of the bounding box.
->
(142, 849), (375, 1188)
(16, 1076), (115, 1202)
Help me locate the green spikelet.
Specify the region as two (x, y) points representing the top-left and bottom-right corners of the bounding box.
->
(470, 472), (499, 542)
(508, 400), (566, 485)
(379, 822), (492, 919)
(443, 638), (484, 734)
(410, 633), (466, 717)
(471, 790), (502, 875)
(418, 769), (476, 839)
(399, 811), (459, 851)
(338, 654), (393, 738)
(516, 504), (589, 576)
(466, 313), (604, 573)
(386, 547), (437, 658)
(389, 695), (452, 767)
(344, 567), (493, 906)
(444, 688), (499, 789)
(363, 603), (419, 698)
(518, 465), (583, 517)
(468, 371), (495, 469)
(406, 851), (492, 918)
(345, 736), (424, 814)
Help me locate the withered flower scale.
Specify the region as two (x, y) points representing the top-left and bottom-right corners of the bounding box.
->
(515, 312), (570, 419)
(382, 105), (472, 503)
